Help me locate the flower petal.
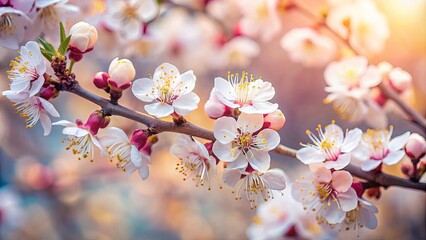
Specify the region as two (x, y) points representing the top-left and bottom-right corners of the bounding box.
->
(131, 145), (142, 168)
(222, 168), (243, 187)
(236, 113), (263, 133)
(172, 92), (200, 116)
(331, 170), (353, 192)
(388, 131), (410, 152)
(132, 78), (156, 102)
(340, 128), (362, 152)
(324, 153), (351, 170)
(337, 188), (358, 211)
(296, 147), (325, 164)
(38, 97), (60, 117)
(382, 150), (405, 165)
(361, 159), (382, 172)
(39, 113), (52, 136)
(248, 150), (270, 172)
(262, 168), (286, 190)
(255, 128), (280, 151)
(144, 102), (174, 118)
(212, 142), (234, 162)
(213, 117), (237, 144)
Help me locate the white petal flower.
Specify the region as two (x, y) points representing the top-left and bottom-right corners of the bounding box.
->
(216, 36), (260, 69)
(0, 7), (31, 49)
(340, 197), (378, 231)
(292, 165), (358, 225)
(353, 127), (410, 171)
(297, 121), (362, 170)
(213, 113), (280, 172)
(11, 96), (59, 136)
(280, 28), (337, 67)
(132, 62), (200, 118)
(53, 120), (102, 162)
(237, 0), (281, 42)
(223, 167), (286, 209)
(3, 41), (46, 97)
(170, 135), (216, 189)
(213, 71), (278, 114)
(100, 127), (151, 180)
(327, 0), (389, 55)
(104, 0), (159, 40)
(28, 0), (79, 41)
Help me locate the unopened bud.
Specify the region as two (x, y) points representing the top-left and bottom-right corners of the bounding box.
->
(405, 133), (426, 160)
(204, 89), (230, 119)
(93, 72), (109, 89)
(130, 129), (148, 151)
(351, 181), (365, 198)
(69, 22), (98, 54)
(263, 109), (286, 131)
(39, 86), (59, 100)
(401, 162), (414, 177)
(107, 57), (135, 91)
(83, 110), (110, 135)
(388, 68), (412, 93)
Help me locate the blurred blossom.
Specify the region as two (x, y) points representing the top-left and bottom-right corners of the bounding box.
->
(214, 36), (261, 69)
(378, 61), (412, 94)
(0, 187), (24, 236)
(247, 187), (327, 240)
(327, 0), (389, 55)
(237, 0), (281, 42)
(0, 5), (31, 49)
(280, 28), (337, 67)
(27, 0), (79, 42)
(103, 0), (158, 40)
(404, 133), (425, 160)
(323, 56), (387, 128)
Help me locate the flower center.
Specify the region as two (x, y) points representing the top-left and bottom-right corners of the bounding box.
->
(228, 71), (260, 105)
(237, 133), (252, 149)
(0, 14), (15, 36)
(7, 56), (40, 81)
(363, 128), (391, 159)
(39, 6), (58, 22)
(121, 4), (138, 22)
(316, 183), (332, 201)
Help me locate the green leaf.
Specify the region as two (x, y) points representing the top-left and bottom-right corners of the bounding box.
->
(40, 48), (53, 61)
(38, 37), (56, 55)
(58, 35), (71, 55)
(60, 22), (66, 43)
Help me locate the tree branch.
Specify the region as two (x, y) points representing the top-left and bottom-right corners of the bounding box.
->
(64, 84), (426, 192)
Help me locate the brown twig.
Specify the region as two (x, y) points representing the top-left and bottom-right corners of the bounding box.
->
(63, 84), (426, 192)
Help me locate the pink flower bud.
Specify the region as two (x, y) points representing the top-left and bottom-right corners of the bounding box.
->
(39, 86), (59, 100)
(69, 21), (98, 54)
(366, 187), (381, 200)
(130, 129), (148, 150)
(388, 68), (412, 93)
(107, 57), (135, 91)
(204, 89), (230, 119)
(141, 135), (158, 155)
(263, 109), (286, 131)
(401, 162), (414, 177)
(83, 110), (110, 135)
(205, 141), (219, 164)
(405, 133), (426, 160)
(351, 181), (365, 198)
(93, 72), (109, 89)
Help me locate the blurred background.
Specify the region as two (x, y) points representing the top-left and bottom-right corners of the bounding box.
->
(1, 0), (425, 239)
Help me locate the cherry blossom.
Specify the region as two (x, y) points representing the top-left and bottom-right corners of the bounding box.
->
(405, 133), (426, 160)
(103, 0), (158, 40)
(292, 165), (358, 224)
(237, 0), (281, 42)
(323, 56), (387, 128)
(27, 0), (79, 41)
(222, 167), (286, 209)
(339, 197), (378, 231)
(68, 21), (98, 61)
(353, 127), (410, 171)
(297, 121), (362, 170)
(11, 96), (60, 135)
(280, 28), (337, 67)
(212, 113), (280, 171)
(0, 6), (31, 49)
(215, 36), (260, 69)
(170, 135), (216, 189)
(327, 0), (389, 55)
(107, 57), (135, 91)
(378, 62), (412, 93)
(213, 71), (278, 114)
(247, 187), (328, 240)
(3, 41), (46, 101)
(100, 127), (151, 180)
(132, 62), (200, 118)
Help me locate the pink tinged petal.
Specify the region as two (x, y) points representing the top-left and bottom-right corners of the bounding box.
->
(382, 150), (405, 165)
(248, 150), (270, 172)
(130, 145), (142, 168)
(132, 78), (156, 102)
(144, 102), (174, 118)
(39, 113), (52, 136)
(194, 139), (209, 158)
(38, 97), (59, 117)
(172, 92), (200, 116)
(222, 168), (243, 187)
(212, 142), (234, 162)
(214, 77), (238, 108)
(244, 101), (278, 114)
(309, 163), (332, 183)
(361, 159), (382, 172)
(28, 76), (45, 96)
(296, 147), (326, 164)
(262, 168), (286, 190)
(236, 113), (263, 133)
(359, 66), (382, 88)
(256, 128), (280, 151)
(323, 201), (346, 224)
(324, 123), (344, 144)
(388, 131), (410, 152)
(324, 153), (351, 170)
(340, 128), (362, 152)
(52, 120), (76, 127)
(227, 155), (248, 169)
(138, 165), (150, 180)
(213, 117), (237, 144)
(337, 188), (358, 211)
(331, 170), (353, 192)
(70, 34), (89, 52)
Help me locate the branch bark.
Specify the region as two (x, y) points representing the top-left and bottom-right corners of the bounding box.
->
(64, 84), (426, 192)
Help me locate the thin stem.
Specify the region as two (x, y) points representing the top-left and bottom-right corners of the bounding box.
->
(63, 83), (426, 192)
(68, 60), (75, 74)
